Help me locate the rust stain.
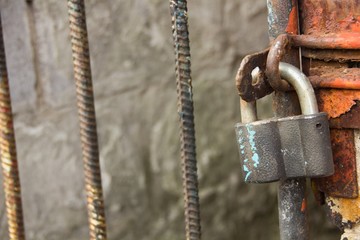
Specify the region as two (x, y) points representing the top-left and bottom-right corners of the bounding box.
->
(235, 48), (273, 102)
(291, 33), (360, 49)
(309, 67), (360, 90)
(338, 15), (360, 33)
(311, 75), (360, 90)
(327, 196), (360, 228)
(313, 129), (358, 199)
(300, 0), (360, 231)
(302, 48), (360, 61)
(301, 198), (307, 213)
(286, 6), (298, 34)
(314, 77), (360, 90)
(308, 62), (360, 129)
(267, 0), (300, 41)
(317, 89), (360, 118)
(266, 34), (292, 91)
(331, 103), (360, 129)
(300, 0), (360, 35)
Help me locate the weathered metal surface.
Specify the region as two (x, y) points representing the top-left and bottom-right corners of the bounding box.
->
(278, 112), (333, 178)
(266, 34), (292, 91)
(302, 49), (360, 61)
(67, 1), (108, 239)
(299, 0), (360, 237)
(238, 0), (360, 235)
(310, 68), (360, 90)
(267, 0), (299, 40)
(237, 62), (333, 182)
(236, 112), (333, 182)
(237, 34), (360, 100)
(326, 195), (360, 231)
(238, 0), (360, 103)
(0, 15), (26, 240)
(317, 89), (360, 119)
(299, 0), (360, 35)
(292, 34), (360, 50)
(267, 1), (309, 240)
(323, 131), (360, 231)
(169, 1), (202, 239)
(313, 90), (360, 198)
(235, 117), (283, 183)
(235, 49), (273, 101)
(330, 103), (360, 129)
(240, 99), (257, 123)
(298, 0), (360, 132)
(316, 89), (360, 130)
(314, 129), (358, 199)
(278, 178), (309, 239)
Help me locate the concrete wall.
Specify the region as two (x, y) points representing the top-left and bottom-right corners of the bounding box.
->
(0, 0), (338, 239)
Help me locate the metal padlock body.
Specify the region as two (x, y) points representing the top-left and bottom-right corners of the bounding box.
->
(235, 113), (332, 182)
(235, 118), (284, 183)
(235, 62), (334, 183)
(277, 112), (333, 178)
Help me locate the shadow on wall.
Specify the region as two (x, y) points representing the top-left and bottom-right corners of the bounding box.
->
(0, 0), (339, 239)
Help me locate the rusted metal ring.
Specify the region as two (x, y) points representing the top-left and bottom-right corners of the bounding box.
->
(265, 34), (293, 91)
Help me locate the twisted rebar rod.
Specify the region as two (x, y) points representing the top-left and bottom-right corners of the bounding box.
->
(169, 1), (202, 239)
(67, 1), (107, 239)
(0, 16), (26, 240)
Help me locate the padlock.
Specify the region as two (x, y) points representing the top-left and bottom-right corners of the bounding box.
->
(235, 62), (334, 183)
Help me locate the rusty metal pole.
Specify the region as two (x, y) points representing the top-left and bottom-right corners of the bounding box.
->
(267, 1), (309, 239)
(0, 15), (26, 240)
(169, 1), (202, 240)
(67, 1), (107, 239)
(297, 1), (360, 239)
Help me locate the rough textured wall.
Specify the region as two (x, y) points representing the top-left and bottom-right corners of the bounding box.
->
(0, 0), (339, 239)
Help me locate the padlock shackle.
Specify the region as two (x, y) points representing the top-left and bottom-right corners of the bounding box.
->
(279, 62), (319, 115)
(240, 99), (257, 123)
(240, 62), (317, 124)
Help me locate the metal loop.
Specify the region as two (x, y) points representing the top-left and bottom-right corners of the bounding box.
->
(240, 99), (257, 124)
(279, 62), (318, 115)
(241, 62), (318, 122)
(265, 34), (293, 91)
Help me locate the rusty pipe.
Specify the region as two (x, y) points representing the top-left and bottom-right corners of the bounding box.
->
(291, 33), (360, 50)
(267, 1), (309, 240)
(67, 1), (107, 239)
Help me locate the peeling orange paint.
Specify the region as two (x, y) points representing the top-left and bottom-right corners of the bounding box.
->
(328, 196), (360, 225)
(317, 89), (360, 118)
(300, 0), (360, 234)
(338, 15), (360, 33)
(314, 130), (358, 199)
(300, 0), (360, 35)
(286, 6), (298, 34)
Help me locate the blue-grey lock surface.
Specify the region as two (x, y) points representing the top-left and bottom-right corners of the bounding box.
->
(277, 112), (333, 178)
(235, 62), (334, 183)
(235, 117), (284, 183)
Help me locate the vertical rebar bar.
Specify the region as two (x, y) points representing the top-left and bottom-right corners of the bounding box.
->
(0, 16), (26, 240)
(169, 1), (202, 240)
(67, 1), (107, 239)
